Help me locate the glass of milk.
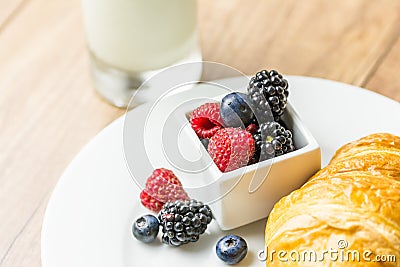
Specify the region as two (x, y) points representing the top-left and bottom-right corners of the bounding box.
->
(81, 0), (202, 107)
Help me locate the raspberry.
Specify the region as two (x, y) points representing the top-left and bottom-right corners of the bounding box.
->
(245, 123), (258, 134)
(140, 168), (189, 212)
(208, 128), (255, 172)
(190, 103), (224, 138)
(140, 191), (164, 213)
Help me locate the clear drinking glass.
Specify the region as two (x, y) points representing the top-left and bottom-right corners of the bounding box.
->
(81, 0), (202, 107)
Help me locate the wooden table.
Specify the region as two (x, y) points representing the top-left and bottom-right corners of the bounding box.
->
(0, 0), (399, 266)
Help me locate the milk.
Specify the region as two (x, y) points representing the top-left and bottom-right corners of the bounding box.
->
(82, 0), (199, 73)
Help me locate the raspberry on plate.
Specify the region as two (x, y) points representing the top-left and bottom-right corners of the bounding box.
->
(208, 128), (255, 172)
(190, 103), (224, 138)
(140, 168), (189, 212)
(139, 191), (164, 213)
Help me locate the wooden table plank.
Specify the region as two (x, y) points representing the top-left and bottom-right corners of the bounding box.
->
(198, 0), (400, 86)
(365, 36), (400, 101)
(0, 0), (399, 266)
(0, 0), (123, 265)
(0, 196), (46, 267)
(0, 0), (27, 30)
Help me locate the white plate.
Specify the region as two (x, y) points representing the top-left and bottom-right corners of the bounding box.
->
(41, 76), (400, 267)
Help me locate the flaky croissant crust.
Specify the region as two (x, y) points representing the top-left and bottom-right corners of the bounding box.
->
(265, 133), (400, 267)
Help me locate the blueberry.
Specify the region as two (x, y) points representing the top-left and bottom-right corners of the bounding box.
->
(216, 235), (248, 265)
(132, 214), (159, 243)
(220, 92), (254, 127)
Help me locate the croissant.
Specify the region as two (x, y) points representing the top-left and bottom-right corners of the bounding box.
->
(264, 133), (400, 266)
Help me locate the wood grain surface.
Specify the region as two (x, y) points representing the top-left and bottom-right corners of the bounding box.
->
(0, 0), (399, 266)
(0, 0), (25, 28)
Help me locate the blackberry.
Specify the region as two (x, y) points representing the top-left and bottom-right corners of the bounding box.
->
(247, 69), (289, 122)
(252, 121), (295, 162)
(158, 199), (213, 247)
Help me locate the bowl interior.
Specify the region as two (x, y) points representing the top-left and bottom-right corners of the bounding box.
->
(184, 97), (313, 175)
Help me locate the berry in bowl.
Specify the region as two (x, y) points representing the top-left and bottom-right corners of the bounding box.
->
(140, 70), (321, 230)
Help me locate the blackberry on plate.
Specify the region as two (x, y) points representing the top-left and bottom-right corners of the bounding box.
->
(247, 69), (289, 122)
(252, 121), (295, 162)
(158, 199), (213, 247)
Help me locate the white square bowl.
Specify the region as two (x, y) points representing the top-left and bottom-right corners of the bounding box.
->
(211, 104), (320, 230)
(142, 83), (321, 230)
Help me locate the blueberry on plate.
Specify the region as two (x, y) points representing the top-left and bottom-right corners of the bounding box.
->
(216, 235), (248, 265)
(220, 92), (254, 127)
(132, 214), (160, 243)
